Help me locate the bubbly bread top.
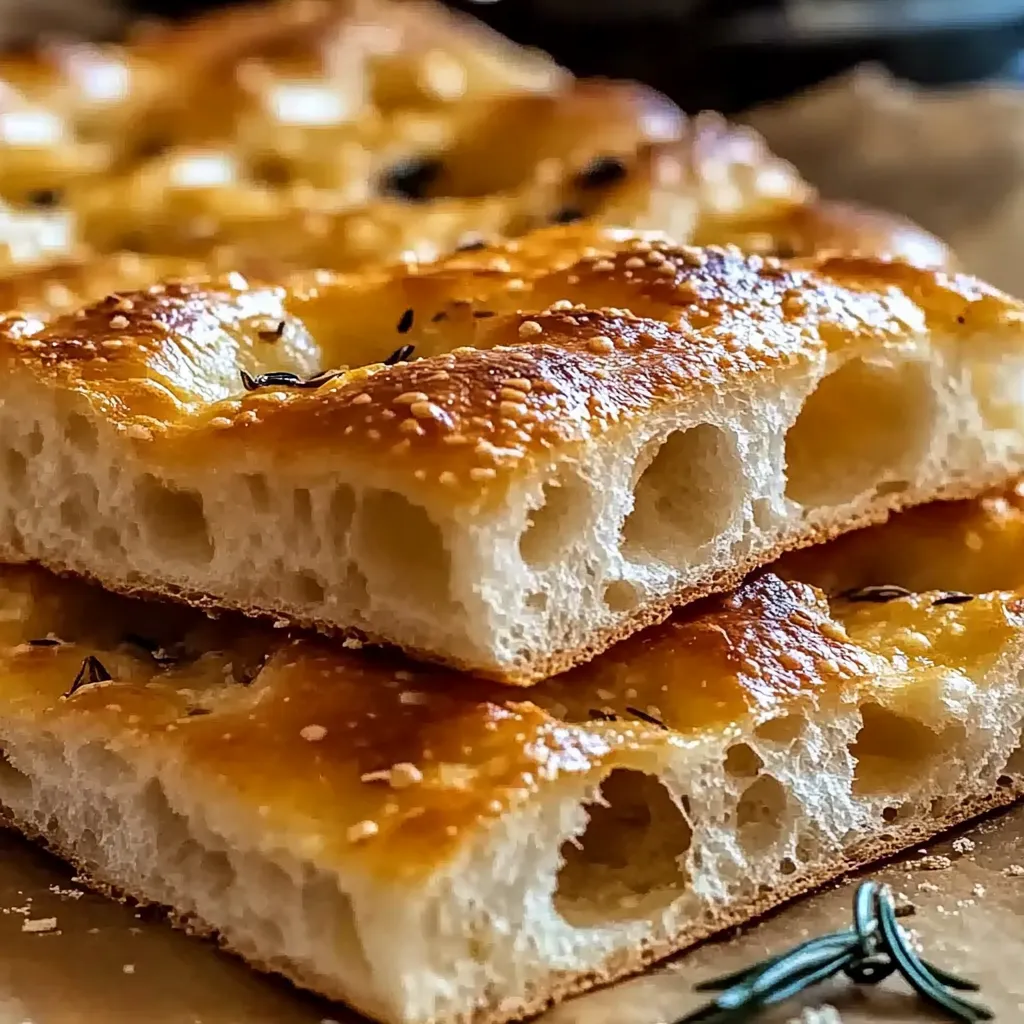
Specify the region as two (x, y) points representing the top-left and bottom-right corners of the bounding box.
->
(0, 227), (1001, 506)
(0, 0), (945, 276)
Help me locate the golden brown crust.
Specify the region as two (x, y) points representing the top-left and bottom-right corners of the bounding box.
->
(775, 477), (1024, 597)
(1, 230), (1006, 507)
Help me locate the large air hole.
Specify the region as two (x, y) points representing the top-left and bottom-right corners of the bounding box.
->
(4, 448), (26, 488)
(754, 714), (806, 744)
(621, 424), (744, 565)
(59, 476), (100, 533)
(1002, 737), (1024, 778)
(64, 412), (98, 454)
(850, 702), (960, 795)
(133, 474), (214, 565)
(724, 743), (763, 779)
(328, 484), (356, 554)
(784, 358), (936, 508)
(0, 750), (31, 803)
(519, 476), (590, 568)
(355, 490), (453, 608)
(554, 769), (691, 926)
(736, 774), (788, 852)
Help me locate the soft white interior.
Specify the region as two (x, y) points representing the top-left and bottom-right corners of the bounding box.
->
(0, 661), (1019, 1024)
(0, 337), (1020, 676)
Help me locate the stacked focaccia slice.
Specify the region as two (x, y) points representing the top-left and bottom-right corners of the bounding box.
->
(0, 224), (1020, 682)
(0, 493), (1018, 1024)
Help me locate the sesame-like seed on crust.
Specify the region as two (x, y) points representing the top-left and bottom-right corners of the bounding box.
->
(394, 391), (429, 405)
(346, 819), (379, 843)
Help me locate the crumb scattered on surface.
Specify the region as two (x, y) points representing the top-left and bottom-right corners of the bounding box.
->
(952, 837), (976, 854)
(971, 883), (986, 899)
(122, 964), (135, 974)
(1004, 864), (1024, 877)
(48, 885), (83, 900)
(21, 917), (57, 934)
(917, 881), (940, 893)
(916, 854), (953, 871)
(299, 724), (327, 742)
(893, 891), (915, 914)
(785, 1006), (843, 1024)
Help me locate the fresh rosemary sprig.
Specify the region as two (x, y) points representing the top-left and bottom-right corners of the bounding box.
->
(677, 880), (991, 1023)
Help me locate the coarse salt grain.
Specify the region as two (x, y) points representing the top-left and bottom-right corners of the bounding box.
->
(22, 917), (57, 933)
(347, 819), (379, 843)
(390, 762), (424, 788)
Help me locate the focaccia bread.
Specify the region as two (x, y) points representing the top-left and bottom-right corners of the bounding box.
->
(0, 0), (948, 277)
(0, 225), (1018, 681)
(0, 557), (1018, 1024)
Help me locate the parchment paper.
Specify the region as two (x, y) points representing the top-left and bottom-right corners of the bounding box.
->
(745, 65), (1024, 297)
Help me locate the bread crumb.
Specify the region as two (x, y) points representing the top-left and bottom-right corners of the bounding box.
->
(299, 724), (327, 742)
(47, 885), (82, 900)
(122, 964), (135, 974)
(952, 837), (976, 854)
(972, 884), (986, 899)
(785, 1006), (843, 1024)
(518, 320), (542, 338)
(917, 881), (941, 893)
(916, 854), (952, 871)
(1004, 864), (1024, 877)
(21, 917), (57, 933)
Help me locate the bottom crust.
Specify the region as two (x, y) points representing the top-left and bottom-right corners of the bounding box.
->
(7, 780), (1021, 1024)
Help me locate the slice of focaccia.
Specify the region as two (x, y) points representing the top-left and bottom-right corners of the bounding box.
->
(0, 225), (1023, 681)
(0, 554), (1018, 1024)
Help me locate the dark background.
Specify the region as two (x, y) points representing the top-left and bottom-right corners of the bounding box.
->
(126, 0), (1024, 112)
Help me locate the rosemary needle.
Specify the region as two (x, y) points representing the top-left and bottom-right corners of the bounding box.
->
(678, 880), (991, 1024)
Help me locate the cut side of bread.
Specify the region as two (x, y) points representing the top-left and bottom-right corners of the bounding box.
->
(0, 226), (1023, 681)
(0, 560), (1018, 1024)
